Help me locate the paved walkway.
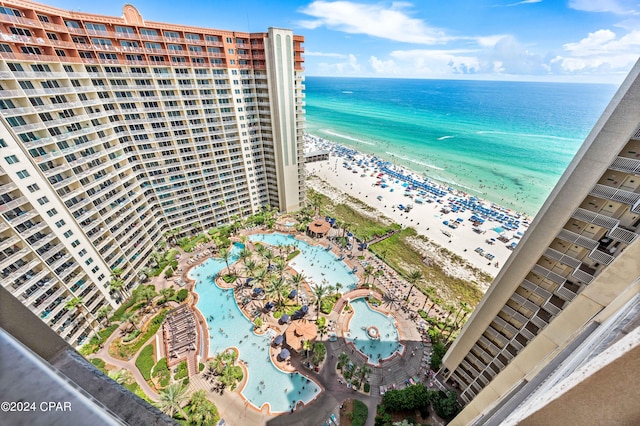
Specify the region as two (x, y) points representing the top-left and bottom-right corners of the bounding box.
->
(91, 321), (161, 401)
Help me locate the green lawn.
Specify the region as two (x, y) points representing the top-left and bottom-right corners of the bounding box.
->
(369, 228), (483, 306)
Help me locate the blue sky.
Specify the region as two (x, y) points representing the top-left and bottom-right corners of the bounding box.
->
(46, 0), (640, 83)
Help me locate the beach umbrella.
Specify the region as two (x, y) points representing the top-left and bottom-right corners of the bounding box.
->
(280, 314), (290, 324)
(278, 349), (290, 361)
(288, 289), (297, 299)
(301, 305), (309, 314)
(273, 335), (284, 346)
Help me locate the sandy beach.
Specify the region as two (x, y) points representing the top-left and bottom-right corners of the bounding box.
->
(305, 136), (532, 280)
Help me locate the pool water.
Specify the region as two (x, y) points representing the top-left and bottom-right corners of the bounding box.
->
(248, 233), (358, 290)
(192, 243), (321, 413)
(345, 299), (402, 365)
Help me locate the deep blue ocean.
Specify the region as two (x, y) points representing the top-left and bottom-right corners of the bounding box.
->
(304, 77), (617, 215)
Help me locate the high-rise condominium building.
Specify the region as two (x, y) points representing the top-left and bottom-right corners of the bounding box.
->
(0, 1), (305, 347)
(442, 60), (640, 424)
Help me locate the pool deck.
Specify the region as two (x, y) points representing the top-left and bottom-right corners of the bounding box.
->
(143, 227), (452, 425)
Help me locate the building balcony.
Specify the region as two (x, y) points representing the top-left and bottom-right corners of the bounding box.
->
(531, 264), (567, 286)
(609, 156), (640, 175)
(608, 226), (638, 244)
(556, 228), (599, 251)
(572, 207), (619, 229)
(572, 264), (595, 284)
(589, 183), (640, 206)
(588, 247), (614, 265)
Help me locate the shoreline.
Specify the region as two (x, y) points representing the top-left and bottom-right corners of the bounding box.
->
(304, 134), (533, 279)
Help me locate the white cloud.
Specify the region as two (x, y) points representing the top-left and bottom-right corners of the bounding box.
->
(305, 51), (348, 58)
(317, 53), (361, 75)
(298, 1), (449, 44)
(554, 29), (640, 73)
(568, 0), (639, 15)
(506, 0), (543, 6)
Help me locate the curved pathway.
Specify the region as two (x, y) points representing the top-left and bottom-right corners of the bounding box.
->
(91, 321), (161, 402)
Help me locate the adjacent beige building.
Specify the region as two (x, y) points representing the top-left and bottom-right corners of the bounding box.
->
(0, 1), (304, 346)
(442, 60), (640, 424)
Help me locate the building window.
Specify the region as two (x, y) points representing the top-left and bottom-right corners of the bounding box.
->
(86, 23), (107, 32)
(0, 44), (11, 53)
(115, 26), (134, 34)
(55, 219), (65, 228)
(164, 31), (180, 39)
(91, 266), (99, 273)
(97, 274), (105, 281)
(78, 248), (87, 256)
(140, 28), (157, 36)
(46, 208), (58, 217)
(71, 239), (80, 247)
(16, 170), (30, 179)
(10, 27), (31, 36)
(37, 196), (49, 205)
(27, 184), (40, 192)
(85, 258), (93, 266)
(64, 230), (74, 239)
(4, 155), (18, 164)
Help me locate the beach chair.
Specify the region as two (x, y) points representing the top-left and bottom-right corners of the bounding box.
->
(330, 413), (338, 425)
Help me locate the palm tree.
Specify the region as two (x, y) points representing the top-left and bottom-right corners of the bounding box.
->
(188, 390), (219, 426)
(273, 257), (286, 280)
(96, 305), (113, 326)
(262, 249), (274, 269)
(266, 276), (290, 309)
(137, 286), (157, 312)
(357, 364), (371, 386)
(65, 296), (98, 334)
(337, 352), (350, 370)
(122, 311), (139, 331)
(244, 259), (258, 279)
(290, 273), (306, 305)
(312, 284), (328, 320)
(160, 287), (175, 303)
(405, 269), (423, 300)
(363, 265), (374, 286)
(302, 339), (313, 363)
(109, 278), (126, 300)
(253, 268), (268, 292)
(157, 382), (188, 419)
(238, 247), (252, 266)
(218, 247), (231, 274)
(422, 287), (436, 311)
(309, 191), (322, 216)
(210, 353), (225, 375)
(335, 282), (344, 297)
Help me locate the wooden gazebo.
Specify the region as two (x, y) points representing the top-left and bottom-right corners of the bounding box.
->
(307, 219), (331, 238)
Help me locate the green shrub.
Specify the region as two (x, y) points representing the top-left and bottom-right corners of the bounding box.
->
(432, 390), (461, 421)
(121, 310), (167, 358)
(80, 324), (119, 355)
(182, 377), (190, 387)
(153, 357), (170, 388)
(352, 400), (369, 426)
(364, 382), (371, 393)
(176, 289), (188, 302)
(320, 294), (340, 314)
(174, 360), (188, 380)
(122, 329), (141, 342)
(430, 342), (446, 370)
(286, 249), (300, 261)
(135, 345), (154, 381)
(317, 316), (327, 328)
(273, 311), (282, 319)
(90, 357), (107, 374)
(199, 362), (205, 372)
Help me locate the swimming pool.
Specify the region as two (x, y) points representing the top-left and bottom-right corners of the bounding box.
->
(345, 299), (402, 365)
(192, 243), (321, 413)
(248, 233), (358, 290)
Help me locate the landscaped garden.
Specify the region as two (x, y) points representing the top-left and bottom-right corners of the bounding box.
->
(375, 383), (461, 426)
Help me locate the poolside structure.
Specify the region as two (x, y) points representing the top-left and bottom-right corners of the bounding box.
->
(0, 0), (305, 347)
(163, 305), (198, 368)
(307, 219), (332, 238)
(284, 319), (318, 352)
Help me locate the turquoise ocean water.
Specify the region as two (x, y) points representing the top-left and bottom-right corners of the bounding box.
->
(304, 77), (617, 216)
